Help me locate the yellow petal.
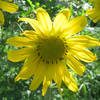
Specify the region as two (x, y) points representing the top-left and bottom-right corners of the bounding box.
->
(68, 35), (100, 48)
(8, 48), (33, 62)
(36, 8), (52, 34)
(29, 73), (43, 91)
(22, 30), (37, 40)
(24, 53), (39, 67)
(54, 64), (65, 94)
(0, 10), (4, 25)
(61, 16), (87, 37)
(38, 63), (54, 96)
(54, 74), (62, 93)
(8, 0), (13, 2)
(15, 65), (34, 81)
(65, 54), (86, 76)
(63, 76), (78, 92)
(29, 63), (48, 91)
(63, 67), (78, 92)
(39, 62), (60, 81)
(0, 1), (18, 13)
(86, 9), (100, 23)
(95, 1), (100, 9)
(53, 8), (70, 34)
(70, 46), (97, 63)
(86, 9), (95, 16)
(18, 18), (44, 35)
(6, 36), (33, 47)
(15, 55), (39, 82)
(42, 76), (51, 96)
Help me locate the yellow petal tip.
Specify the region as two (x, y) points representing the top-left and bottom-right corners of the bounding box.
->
(18, 18), (21, 22)
(36, 7), (44, 12)
(29, 85), (36, 91)
(15, 76), (21, 82)
(70, 84), (79, 92)
(94, 55), (98, 61)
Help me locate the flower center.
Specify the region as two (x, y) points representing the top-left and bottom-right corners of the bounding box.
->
(37, 37), (65, 64)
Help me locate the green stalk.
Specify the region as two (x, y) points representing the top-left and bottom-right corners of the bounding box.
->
(27, 0), (35, 9)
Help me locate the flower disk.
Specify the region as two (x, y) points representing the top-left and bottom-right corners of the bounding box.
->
(37, 36), (65, 64)
(7, 8), (100, 96)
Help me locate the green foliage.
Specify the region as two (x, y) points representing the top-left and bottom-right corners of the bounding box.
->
(0, 0), (100, 100)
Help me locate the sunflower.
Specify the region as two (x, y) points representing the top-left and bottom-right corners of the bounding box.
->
(7, 8), (100, 96)
(86, 0), (100, 23)
(0, 0), (18, 25)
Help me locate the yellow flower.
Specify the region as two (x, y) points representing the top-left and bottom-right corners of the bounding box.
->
(86, 0), (100, 23)
(7, 8), (100, 96)
(0, 0), (18, 25)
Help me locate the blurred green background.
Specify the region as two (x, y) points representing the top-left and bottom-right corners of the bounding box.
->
(0, 0), (100, 100)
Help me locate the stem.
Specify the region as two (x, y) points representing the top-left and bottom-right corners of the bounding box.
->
(27, 0), (35, 9)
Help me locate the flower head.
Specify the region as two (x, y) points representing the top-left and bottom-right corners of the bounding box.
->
(0, 0), (18, 25)
(86, 0), (100, 23)
(7, 8), (100, 96)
